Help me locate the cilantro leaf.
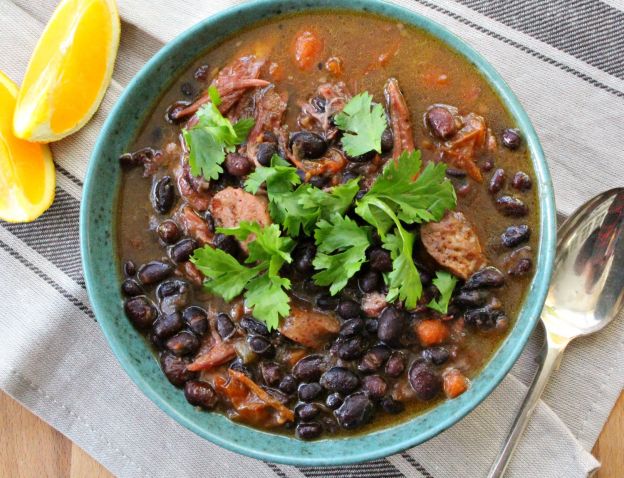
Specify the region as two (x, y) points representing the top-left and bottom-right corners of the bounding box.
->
(245, 155), (301, 196)
(334, 92), (387, 157)
(183, 86), (254, 180)
(427, 271), (458, 314)
(356, 150), (457, 234)
(382, 230), (422, 309)
(218, 222), (294, 266)
(312, 215), (372, 295)
(190, 246), (263, 301)
(244, 274), (291, 331)
(299, 178), (360, 220)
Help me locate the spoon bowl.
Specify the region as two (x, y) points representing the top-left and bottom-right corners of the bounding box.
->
(543, 188), (624, 338)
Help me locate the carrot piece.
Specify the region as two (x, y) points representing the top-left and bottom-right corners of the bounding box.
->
(187, 340), (236, 372)
(443, 368), (469, 398)
(416, 319), (450, 347)
(293, 30), (323, 70)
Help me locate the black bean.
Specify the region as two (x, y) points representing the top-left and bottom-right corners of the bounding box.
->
(464, 266), (505, 290)
(248, 335), (273, 356)
(260, 362), (283, 387)
(365, 319), (379, 334)
(152, 176), (175, 213)
(184, 380), (218, 409)
(119, 152), (137, 169)
(408, 361), (442, 401)
(160, 352), (196, 387)
(339, 318), (365, 338)
(358, 345), (391, 373)
(228, 359), (251, 377)
(299, 382), (323, 402)
(157, 220), (180, 244)
(292, 242), (316, 275)
(335, 392), (373, 429)
(481, 158), (494, 172)
(153, 312), (184, 341)
(216, 313), (236, 340)
(509, 258), (532, 276)
(377, 307), (405, 346)
(347, 150), (376, 163)
(213, 233), (241, 257)
(194, 64), (210, 81)
(240, 316), (270, 336)
(156, 279), (186, 299)
(182, 306), (208, 336)
(278, 374), (298, 394)
(512, 171), (532, 191)
(502, 128), (522, 150)
(380, 397), (405, 414)
(501, 224), (531, 248)
(496, 195), (528, 217)
(338, 336), (366, 360)
(293, 355), (326, 382)
(165, 100), (192, 124)
(385, 351), (406, 377)
(138, 261), (173, 286)
(225, 153), (252, 177)
(362, 375), (388, 399)
(169, 238), (198, 264)
(341, 171), (360, 184)
(422, 346), (450, 365)
(488, 168), (506, 194)
(464, 305), (505, 328)
(123, 260), (136, 277)
(320, 367), (359, 394)
(426, 106), (457, 139)
(124, 296), (158, 329)
(296, 422), (322, 440)
(369, 248), (392, 272)
(256, 142), (277, 166)
(296, 403), (320, 421)
(337, 299), (361, 319)
(446, 167), (467, 178)
(180, 82), (195, 97)
(166, 331), (199, 356)
(290, 131), (327, 159)
(309, 175), (329, 188)
(359, 270), (381, 293)
(121, 279), (142, 297)
(381, 127), (393, 153)
(453, 289), (489, 308)
(355, 189), (367, 201)
(316, 294), (339, 311)
(326, 393), (343, 410)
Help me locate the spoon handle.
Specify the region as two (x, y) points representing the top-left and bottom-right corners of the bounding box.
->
(487, 334), (568, 478)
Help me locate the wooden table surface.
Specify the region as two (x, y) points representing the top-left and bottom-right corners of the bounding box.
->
(1, 390), (622, 477)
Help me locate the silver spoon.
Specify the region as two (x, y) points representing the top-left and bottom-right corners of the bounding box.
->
(488, 188), (624, 478)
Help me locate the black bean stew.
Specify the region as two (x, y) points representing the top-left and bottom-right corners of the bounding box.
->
(117, 11), (538, 439)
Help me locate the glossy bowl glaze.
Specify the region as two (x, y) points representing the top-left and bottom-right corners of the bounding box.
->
(80, 0), (556, 466)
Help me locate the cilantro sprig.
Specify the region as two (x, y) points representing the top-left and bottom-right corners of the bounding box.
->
(312, 215), (372, 295)
(182, 86), (254, 180)
(334, 92), (387, 157)
(190, 221), (294, 330)
(428, 271), (458, 314)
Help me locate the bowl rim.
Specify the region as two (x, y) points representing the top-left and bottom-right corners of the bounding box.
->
(80, 0), (556, 466)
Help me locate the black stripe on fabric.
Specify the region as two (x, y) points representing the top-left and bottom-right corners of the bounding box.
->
(2, 187), (84, 286)
(400, 453), (434, 478)
(265, 462), (289, 478)
(412, 0), (624, 99)
(0, 238), (94, 319)
(56, 163), (84, 188)
(457, 0), (624, 80)
(298, 458), (405, 478)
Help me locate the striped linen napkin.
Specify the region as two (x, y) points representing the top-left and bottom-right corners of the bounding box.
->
(1, 1), (623, 476)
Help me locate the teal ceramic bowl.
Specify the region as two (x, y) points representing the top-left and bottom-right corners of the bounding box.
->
(80, 0), (556, 466)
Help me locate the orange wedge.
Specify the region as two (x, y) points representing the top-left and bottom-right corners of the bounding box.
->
(0, 72), (55, 222)
(13, 0), (120, 142)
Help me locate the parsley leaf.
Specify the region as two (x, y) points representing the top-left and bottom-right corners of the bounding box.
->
(312, 214), (372, 295)
(191, 221), (294, 330)
(334, 92), (387, 157)
(182, 86), (254, 180)
(355, 150), (457, 235)
(427, 271), (458, 314)
(190, 247), (263, 301)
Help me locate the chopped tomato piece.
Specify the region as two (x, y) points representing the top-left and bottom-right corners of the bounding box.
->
(415, 319), (450, 347)
(293, 30), (323, 70)
(443, 368), (469, 398)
